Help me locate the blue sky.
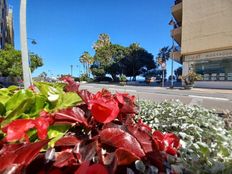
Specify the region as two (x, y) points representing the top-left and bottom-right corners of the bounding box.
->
(8, 0), (181, 77)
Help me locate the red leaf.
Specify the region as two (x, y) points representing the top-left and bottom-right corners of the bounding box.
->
(89, 91), (119, 123)
(54, 107), (88, 126)
(0, 140), (49, 172)
(55, 136), (80, 147)
(87, 89), (119, 123)
(137, 119), (152, 133)
(127, 125), (154, 153)
(2, 111), (53, 142)
(34, 117), (50, 140)
(14, 139), (50, 165)
(78, 90), (94, 104)
(115, 93), (138, 114)
(115, 148), (140, 165)
(100, 128), (145, 158)
(89, 101), (119, 123)
(146, 151), (164, 172)
(152, 131), (180, 156)
(54, 151), (77, 168)
(1, 164), (22, 174)
(79, 140), (97, 162)
(75, 161), (90, 174)
(2, 119), (34, 142)
(86, 164), (108, 174)
(60, 76), (80, 93)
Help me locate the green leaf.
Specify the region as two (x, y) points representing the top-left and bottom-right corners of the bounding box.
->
(7, 85), (19, 92)
(34, 82), (65, 96)
(5, 90), (34, 111)
(1, 90), (35, 125)
(0, 102), (5, 115)
(3, 98), (34, 125)
(196, 142), (210, 156)
(47, 124), (71, 147)
(29, 95), (47, 117)
(55, 92), (82, 110)
(218, 145), (230, 157)
(0, 88), (11, 104)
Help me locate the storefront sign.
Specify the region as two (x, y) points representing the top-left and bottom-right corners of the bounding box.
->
(185, 49), (232, 62)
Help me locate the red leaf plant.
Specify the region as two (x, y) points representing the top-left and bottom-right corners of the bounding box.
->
(2, 111), (53, 142)
(153, 131), (181, 156)
(0, 76), (181, 174)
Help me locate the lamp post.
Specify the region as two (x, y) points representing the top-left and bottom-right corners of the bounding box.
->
(161, 62), (166, 87)
(28, 37), (37, 45)
(20, 0), (31, 89)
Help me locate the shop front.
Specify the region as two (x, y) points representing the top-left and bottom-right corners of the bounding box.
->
(183, 49), (232, 89)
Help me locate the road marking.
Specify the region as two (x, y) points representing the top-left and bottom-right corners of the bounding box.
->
(188, 95), (229, 101)
(189, 98), (203, 106)
(109, 88), (137, 93)
(81, 86), (94, 88)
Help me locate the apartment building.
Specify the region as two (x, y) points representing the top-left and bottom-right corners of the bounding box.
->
(6, 6), (14, 46)
(0, 0), (14, 49)
(171, 0), (232, 89)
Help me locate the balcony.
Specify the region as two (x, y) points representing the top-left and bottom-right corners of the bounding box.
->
(174, 0), (182, 5)
(171, 26), (182, 46)
(170, 51), (182, 64)
(172, 1), (182, 23)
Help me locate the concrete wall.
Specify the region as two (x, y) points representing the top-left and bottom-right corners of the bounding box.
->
(181, 0), (232, 55)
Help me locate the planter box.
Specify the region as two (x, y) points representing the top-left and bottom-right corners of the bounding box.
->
(119, 82), (126, 86)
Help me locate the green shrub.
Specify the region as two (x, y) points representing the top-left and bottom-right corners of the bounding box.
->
(79, 73), (92, 82)
(119, 74), (127, 82)
(137, 100), (232, 174)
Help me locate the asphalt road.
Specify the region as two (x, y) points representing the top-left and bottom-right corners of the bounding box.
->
(79, 83), (232, 112)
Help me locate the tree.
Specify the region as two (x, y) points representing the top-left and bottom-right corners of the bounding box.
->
(92, 43), (127, 81)
(90, 34), (156, 81)
(157, 46), (171, 63)
(121, 43), (156, 81)
(0, 44), (43, 78)
(93, 33), (111, 51)
(79, 51), (93, 77)
(174, 66), (182, 82)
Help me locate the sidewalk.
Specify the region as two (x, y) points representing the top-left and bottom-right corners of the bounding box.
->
(190, 88), (232, 94)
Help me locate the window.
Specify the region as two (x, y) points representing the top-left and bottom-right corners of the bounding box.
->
(192, 57), (232, 81)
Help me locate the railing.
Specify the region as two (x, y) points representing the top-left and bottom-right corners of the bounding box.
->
(174, 0), (182, 5)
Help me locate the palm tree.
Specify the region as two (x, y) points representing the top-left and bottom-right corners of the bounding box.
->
(157, 46), (171, 63)
(93, 33), (111, 51)
(79, 52), (93, 77)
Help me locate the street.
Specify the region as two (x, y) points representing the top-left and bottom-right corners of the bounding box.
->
(79, 83), (232, 113)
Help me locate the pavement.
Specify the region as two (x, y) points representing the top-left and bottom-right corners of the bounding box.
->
(79, 82), (232, 113)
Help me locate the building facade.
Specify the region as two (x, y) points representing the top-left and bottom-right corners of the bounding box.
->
(0, 0), (14, 49)
(171, 0), (232, 89)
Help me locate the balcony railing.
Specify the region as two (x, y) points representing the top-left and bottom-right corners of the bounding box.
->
(172, 1), (182, 23)
(175, 0), (182, 5)
(171, 27), (182, 46)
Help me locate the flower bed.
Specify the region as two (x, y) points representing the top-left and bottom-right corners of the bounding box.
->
(0, 77), (181, 174)
(137, 100), (232, 174)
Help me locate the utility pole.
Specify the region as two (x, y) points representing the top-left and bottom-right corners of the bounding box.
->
(70, 65), (73, 76)
(169, 18), (176, 89)
(171, 38), (174, 88)
(20, 0), (32, 89)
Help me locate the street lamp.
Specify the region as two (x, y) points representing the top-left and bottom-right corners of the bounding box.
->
(20, 0), (31, 89)
(28, 37), (37, 45)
